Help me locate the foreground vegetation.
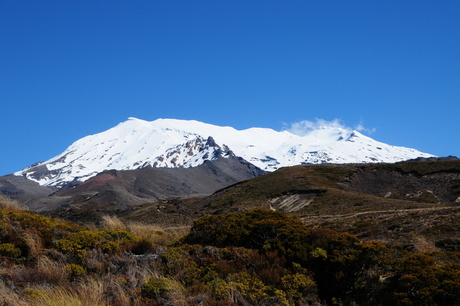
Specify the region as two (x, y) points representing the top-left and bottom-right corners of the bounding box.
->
(0, 195), (459, 306)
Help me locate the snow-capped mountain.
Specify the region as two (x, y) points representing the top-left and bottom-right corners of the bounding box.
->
(15, 117), (434, 187)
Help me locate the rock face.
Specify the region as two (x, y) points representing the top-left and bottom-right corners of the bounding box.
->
(15, 118), (434, 188)
(18, 155), (266, 212)
(0, 174), (55, 203)
(269, 192), (322, 212)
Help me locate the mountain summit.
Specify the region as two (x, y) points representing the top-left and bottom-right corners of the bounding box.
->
(15, 118), (434, 187)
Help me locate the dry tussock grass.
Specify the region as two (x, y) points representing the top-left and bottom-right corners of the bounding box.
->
(102, 215), (126, 231)
(166, 277), (187, 306)
(413, 235), (439, 253)
(0, 282), (29, 306)
(0, 194), (26, 212)
(102, 215), (190, 244)
(10, 269), (162, 306)
(37, 256), (68, 284)
(126, 221), (190, 245)
(2, 256), (67, 288)
(22, 280), (106, 306)
(0, 274), (142, 306)
(28, 288), (85, 306)
(22, 231), (43, 259)
(19, 276), (142, 306)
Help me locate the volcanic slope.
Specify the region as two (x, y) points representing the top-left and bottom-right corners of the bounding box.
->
(23, 155), (265, 219)
(189, 160), (460, 215)
(122, 159), (460, 248)
(15, 117), (434, 188)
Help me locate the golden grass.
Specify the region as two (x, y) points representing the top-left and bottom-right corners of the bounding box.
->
(0, 283), (29, 305)
(101, 215), (127, 231)
(126, 221), (190, 245)
(165, 277), (187, 306)
(28, 289), (87, 306)
(26, 285), (100, 306)
(37, 256), (68, 282)
(0, 194), (26, 212)
(413, 235), (439, 254)
(102, 214), (190, 243)
(22, 231), (43, 259)
(20, 276), (141, 306)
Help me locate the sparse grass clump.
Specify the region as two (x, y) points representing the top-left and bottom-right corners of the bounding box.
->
(126, 221), (190, 246)
(102, 215), (126, 231)
(0, 194), (25, 212)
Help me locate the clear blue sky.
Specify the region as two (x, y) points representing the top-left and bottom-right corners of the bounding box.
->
(1, 1), (459, 175)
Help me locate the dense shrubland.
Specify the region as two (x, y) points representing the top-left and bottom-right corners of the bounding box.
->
(0, 196), (459, 305)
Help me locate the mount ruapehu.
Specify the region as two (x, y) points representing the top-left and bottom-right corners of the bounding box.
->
(0, 117), (439, 216)
(14, 117), (432, 187)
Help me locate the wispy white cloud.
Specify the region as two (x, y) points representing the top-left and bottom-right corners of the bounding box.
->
(282, 119), (346, 136)
(355, 122), (376, 134)
(283, 119), (376, 136)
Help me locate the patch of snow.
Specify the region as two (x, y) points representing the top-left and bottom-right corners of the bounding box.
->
(15, 118), (435, 187)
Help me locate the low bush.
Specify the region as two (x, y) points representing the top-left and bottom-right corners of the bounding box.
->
(141, 277), (171, 299)
(65, 263), (85, 279)
(0, 242), (21, 258)
(56, 229), (138, 258)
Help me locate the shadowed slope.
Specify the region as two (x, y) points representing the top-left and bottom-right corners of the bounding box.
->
(19, 156), (265, 215)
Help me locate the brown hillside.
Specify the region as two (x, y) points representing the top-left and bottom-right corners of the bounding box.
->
(122, 160), (460, 249)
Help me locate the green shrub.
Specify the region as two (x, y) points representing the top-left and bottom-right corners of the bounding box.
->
(56, 229), (139, 257)
(65, 263), (85, 279)
(228, 272), (290, 305)
(0, 209), (83, 250)
(21, 288), (46, 300)
(56, 230), (106, 257)
(281, 272), (316, 303)
(182, 209), (393, 304)
(101, 241), (120, 254)
(106, 229), (138, 244)
(0, 243), (21, 258)
(383, 253), (460, 306)
(182, 209), (312, 256)
(206, 277), (230, 300)
(141, 277), (171, 299)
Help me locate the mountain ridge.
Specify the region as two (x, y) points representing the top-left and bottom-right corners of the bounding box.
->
(15, 155), (266, 214)
(15, 117), (434, 188)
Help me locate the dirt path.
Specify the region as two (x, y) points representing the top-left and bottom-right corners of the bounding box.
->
(301, 205), (460, 224)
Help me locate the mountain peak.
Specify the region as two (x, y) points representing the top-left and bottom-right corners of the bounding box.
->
(15, 118), (435, 187)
